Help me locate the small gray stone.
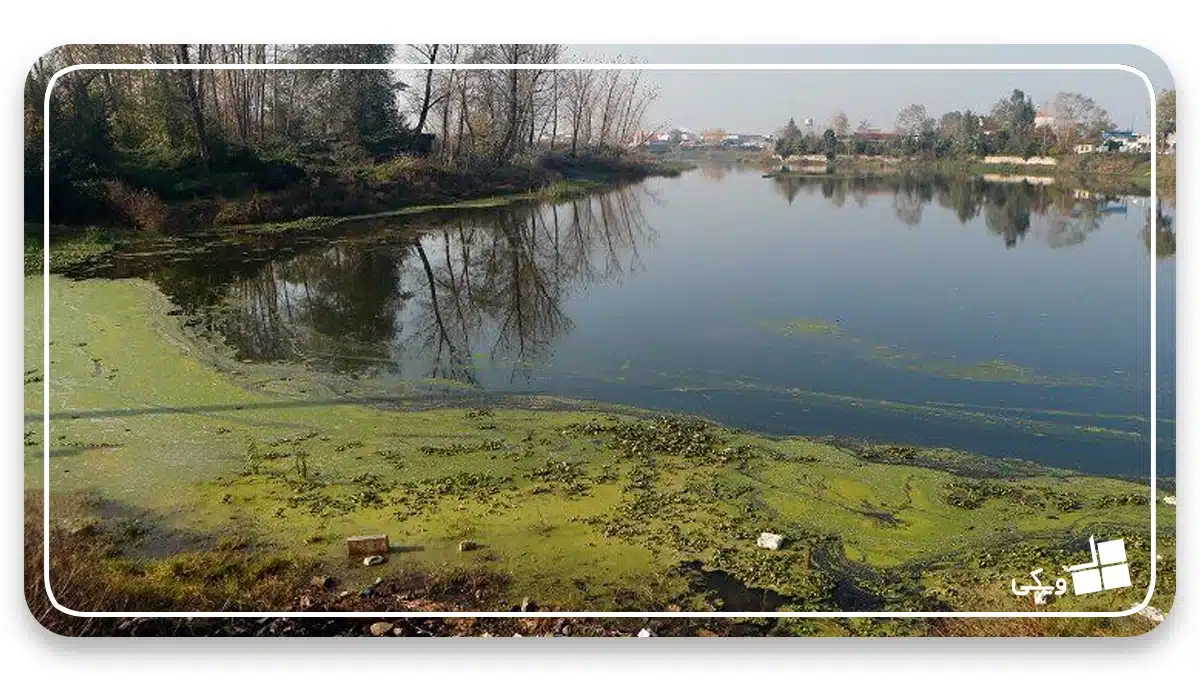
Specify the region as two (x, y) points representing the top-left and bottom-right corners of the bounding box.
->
(363, 554), (386, 567)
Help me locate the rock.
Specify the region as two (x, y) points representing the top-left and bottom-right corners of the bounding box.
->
(359, 587), (375, 598)
(337, 590), (351, 599)
(373, 577), (383, 586)
(521, 596), (537, 612)
(756, 532), (784, 550)
(513, 633), (523, 638)
(637, 628), (655, 638)
(1163, 495), (1177, 506)
(362, 555), (386, 567)
(1139, 606), (1166, 623)
(481, 633), (493, 638)
(310, 575), (335, 590)
(346, 534), (390, 556)
(560, 625), (571, 636)
(369, 622), (395, 637)
(459, 539), (479, 552)
(298, 594), (313, 610)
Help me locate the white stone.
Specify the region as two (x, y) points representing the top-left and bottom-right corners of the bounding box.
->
(637, 628), (655, 638)
(757, 532), (784, 550)
(1163, 495), (1177, 506)
(1138, 606), (1166, 624)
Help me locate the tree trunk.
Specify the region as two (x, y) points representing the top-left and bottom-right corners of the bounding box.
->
(414, 44), (439, 135)
(174, 44), (209, 164)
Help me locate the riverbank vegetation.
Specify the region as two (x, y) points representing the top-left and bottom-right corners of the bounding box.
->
(25, 44), (676, 235)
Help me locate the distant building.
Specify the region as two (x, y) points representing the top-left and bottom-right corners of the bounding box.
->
(1074, 143), (1096, 154)
(720, 133), (771, 149)
(1099, 130), (1151, 153)
(1034, 109), (1055, 129)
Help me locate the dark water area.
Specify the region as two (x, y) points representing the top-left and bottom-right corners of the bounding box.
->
(77, 165), (1175, 477)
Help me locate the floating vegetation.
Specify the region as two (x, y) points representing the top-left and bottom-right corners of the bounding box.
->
(758, 316), (1104, 387)
(418, 439), (508, 456)
(606, 417), (754, 464)
(855, 444), (919, 464)
(524, 460), (592, 496)
(944, 480), (1045, 509)
(583, 488), (698, 543)
(760, 318), (846, 338)
(708, 547), (815, 598)
(1094, 493), (1151, 508)
(392, 472), (515, 518)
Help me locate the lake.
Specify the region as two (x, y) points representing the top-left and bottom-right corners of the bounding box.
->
(78, 165), (1175, 478)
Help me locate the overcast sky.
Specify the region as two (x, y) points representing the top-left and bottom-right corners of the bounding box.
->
(567, 45), (1174, 135)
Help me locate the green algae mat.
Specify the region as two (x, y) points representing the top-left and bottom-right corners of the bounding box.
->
(24, 276), (1174, 622)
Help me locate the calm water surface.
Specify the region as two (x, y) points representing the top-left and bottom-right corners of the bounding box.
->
(88, 165), (1175, 476)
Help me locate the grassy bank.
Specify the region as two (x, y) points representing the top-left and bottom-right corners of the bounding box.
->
(25, 275), (1173, 635)
(64, 153), (692, 236)
(24, 226), (127, 276)
(26, 155), (692, 273)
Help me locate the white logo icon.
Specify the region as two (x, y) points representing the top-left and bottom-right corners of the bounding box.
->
(1062, 536), (1131, 595)
(1011, 536), (1132, 603)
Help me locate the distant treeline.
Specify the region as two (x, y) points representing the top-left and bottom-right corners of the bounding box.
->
(772, 89), (1176, 160)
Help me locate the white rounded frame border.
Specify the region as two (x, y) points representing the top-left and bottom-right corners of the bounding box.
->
(40, 60), (1160, 619)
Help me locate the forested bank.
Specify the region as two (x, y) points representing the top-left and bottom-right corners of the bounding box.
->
(24, 44), (671, 233)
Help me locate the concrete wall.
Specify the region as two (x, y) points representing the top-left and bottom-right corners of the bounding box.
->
(982, 155), (1058, 166)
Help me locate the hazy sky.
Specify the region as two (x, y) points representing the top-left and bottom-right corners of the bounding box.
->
(570, 45), (1174, 135)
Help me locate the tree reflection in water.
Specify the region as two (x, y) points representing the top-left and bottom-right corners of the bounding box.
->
(769, 174), (1159, 253)
(192, 186), (656, 384)
(1142, 199), (1176, 259)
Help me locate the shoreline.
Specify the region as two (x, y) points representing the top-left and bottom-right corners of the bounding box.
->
(27, 159), (693, 275)
(761, 155), (1172, 193)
